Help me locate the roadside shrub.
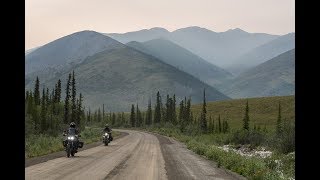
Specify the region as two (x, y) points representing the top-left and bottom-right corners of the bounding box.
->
(184, 124), (201, 136)
(230, 130), (266, 148)
(269, 120), (295, 154)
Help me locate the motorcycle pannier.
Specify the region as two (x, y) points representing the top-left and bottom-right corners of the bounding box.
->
(78, 141), (84, 148)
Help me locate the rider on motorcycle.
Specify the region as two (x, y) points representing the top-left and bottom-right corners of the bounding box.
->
(63, 122), (81, 148)
(103, 124), (113, 141)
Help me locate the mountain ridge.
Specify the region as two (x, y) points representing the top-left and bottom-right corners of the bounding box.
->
(126, 38), (233, 87)
(25, 32), (230, 111)
(221, 49), (295, 98)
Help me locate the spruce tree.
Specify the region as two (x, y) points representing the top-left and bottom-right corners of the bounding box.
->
(179, 100), (185, 131)
(26, 92), (34, 115)
(33, 106), (40, 133)
(160, 95), (165, 123)
(222, 120), (225, 133)
(222, 120), (229, 133)
(179, 100), (184, 124)
(172, 94), (177, 125)
(40, 88), (47, 132)
(93, 111), (97, 122)
(218, 115), (222, 133)
(64, 73), (71, 124)
(71, 71), (77, 122)
(46, 88), (50, 109)
(276, 102), (283, 136)
(51, 88), (55, 103)
(146, 99), (152, 125)
(98, 108), (102, 122)
(165, 94), (170, 123)
(212, 116), (215, 133)
(34, 77), (40, 106)
(88, 108), (91, 123)
(130, 104), (136, 127)
(200, 89), (207, 133)
(208, 116), (214, 133)
(154, 91), (161, 124)
(77, 93), (83, 126)
(112, 113), (116, 125)
(185, 98), (191, 124)
(136, 104), (142, 127)
(243, 100), (250, 130)
(225, 121), (229, 133)
(56, 79), (62, 103)
(54, 83), (58, 103)
(103, 104), (105, 122)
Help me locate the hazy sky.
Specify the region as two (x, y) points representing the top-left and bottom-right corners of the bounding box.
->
(26, 0), (295, 50)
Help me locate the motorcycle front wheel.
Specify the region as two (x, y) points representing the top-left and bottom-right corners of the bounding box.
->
(66, 144), (71, 157)
(67, 149), (71, 157)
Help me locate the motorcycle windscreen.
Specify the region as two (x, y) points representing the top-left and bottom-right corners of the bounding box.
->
(68, 128), (76, 135)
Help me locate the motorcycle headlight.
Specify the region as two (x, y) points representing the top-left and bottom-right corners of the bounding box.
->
(105, 133), (108, 136)
(68, 136), (75, 140)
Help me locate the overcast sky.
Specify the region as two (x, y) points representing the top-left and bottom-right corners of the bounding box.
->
(26, 0), (295, 50)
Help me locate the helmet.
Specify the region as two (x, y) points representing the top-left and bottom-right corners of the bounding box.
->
(70, 122), (76, 128)
(105, 124), (109, 127)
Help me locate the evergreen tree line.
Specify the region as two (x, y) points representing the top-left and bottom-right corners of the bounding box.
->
(84, 105), (127, 128)
(123, 89), (231, 134)
(25, 71), (85, 136)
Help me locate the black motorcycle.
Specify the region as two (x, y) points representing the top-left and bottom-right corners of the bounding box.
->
(102, 130), (112, 146)
(63, 132), (83, 157)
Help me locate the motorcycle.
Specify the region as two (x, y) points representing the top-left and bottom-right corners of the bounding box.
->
(63, 133), (83, 157)
(102, 131), (112, 146)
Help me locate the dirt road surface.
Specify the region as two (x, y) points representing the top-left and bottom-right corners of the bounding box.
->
(25, 129), (245, 180)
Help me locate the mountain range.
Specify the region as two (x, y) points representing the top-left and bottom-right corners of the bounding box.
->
(25, 26), (295, 110)
(220, 49), (295, 98)
(25, 31), (123, 75)
(126, 38), (233, 87)
(25, 31), (229, 111)
(226, 33), (295, 75)
(107, 26), (280, 68)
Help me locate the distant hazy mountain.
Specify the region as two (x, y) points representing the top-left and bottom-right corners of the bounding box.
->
(107, 27), (169, 43)
(126, 38), (233, 87)
(107, 26), (279, 67)
(226, 33), (295, 75)
(25, 32), (229, 111)
(25, 30), (124, 74)
(25, 47), (39, 56)
(221, 49), (295, 98)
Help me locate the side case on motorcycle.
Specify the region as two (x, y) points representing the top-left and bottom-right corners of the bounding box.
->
(78, 141), (84, 148)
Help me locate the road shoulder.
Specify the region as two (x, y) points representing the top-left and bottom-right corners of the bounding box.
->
(25, 131), (128, 167)
(148, 131), (246, 180)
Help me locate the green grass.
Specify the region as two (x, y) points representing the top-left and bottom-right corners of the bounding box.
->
(191, 95), (295, 130)
(25, 127), (121, 158)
